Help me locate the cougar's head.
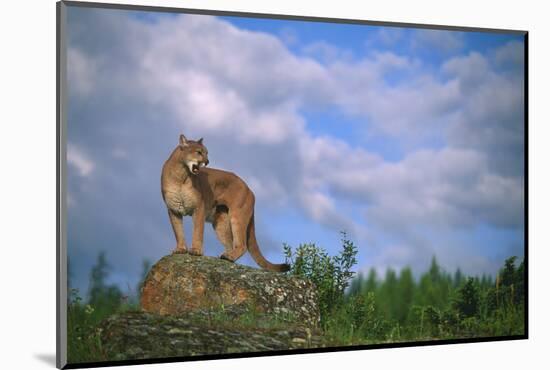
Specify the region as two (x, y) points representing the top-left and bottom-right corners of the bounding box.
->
(178, 134), (209, 175)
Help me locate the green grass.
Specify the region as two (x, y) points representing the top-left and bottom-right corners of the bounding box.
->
(319, 292), (525, 347)
(201, 303), (301, 331)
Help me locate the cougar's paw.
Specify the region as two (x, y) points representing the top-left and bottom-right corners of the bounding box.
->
(172, 247), (187, 255)
(219, 253), (235, 262)
(188, 249), (203, 256)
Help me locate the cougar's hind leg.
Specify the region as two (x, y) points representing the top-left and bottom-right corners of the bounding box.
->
(222, 206), (252, 262)
(212, 210), (233, 257)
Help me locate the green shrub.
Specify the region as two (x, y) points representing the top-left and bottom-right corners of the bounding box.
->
(283, 232), (358, 326)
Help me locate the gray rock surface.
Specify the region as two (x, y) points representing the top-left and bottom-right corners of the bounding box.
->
(100, 310), (328, 361)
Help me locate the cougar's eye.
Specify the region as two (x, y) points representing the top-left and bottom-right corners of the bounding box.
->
(196, 150), (202, 155)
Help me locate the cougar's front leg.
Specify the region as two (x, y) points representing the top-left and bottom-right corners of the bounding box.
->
(168, 208), (187, 254)
(190, 204), (206, 256)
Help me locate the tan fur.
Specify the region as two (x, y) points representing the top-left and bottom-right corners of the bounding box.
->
(161, 134), (290, 272)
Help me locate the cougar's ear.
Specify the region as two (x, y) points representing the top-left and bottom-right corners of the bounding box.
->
(197, 137), (203, 145)
(179, 134), (189, 148)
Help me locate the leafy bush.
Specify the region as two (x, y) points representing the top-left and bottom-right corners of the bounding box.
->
(283, 232), (358, 326)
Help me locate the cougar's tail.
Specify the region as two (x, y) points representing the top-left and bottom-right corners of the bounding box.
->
(247, 213), (290, 273)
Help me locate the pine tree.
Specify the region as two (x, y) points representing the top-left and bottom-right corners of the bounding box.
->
(396, 267), (415, 323)
(364, 268), (378, 293)
(454, 278), (480, 318)
(378, 268), (398, 320)
(87, 251), (122, 310)
(453, 268), (463, 288)
(429, 256), (441, 283)
(416, 256), (451, 309)
(501, 256), (517, 287)
(88, 252), (108, 303)
(515, 259), (525, 304)
(480, 274), (492, 290)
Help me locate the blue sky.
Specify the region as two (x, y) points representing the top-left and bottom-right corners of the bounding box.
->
(66, 6), (525, 297)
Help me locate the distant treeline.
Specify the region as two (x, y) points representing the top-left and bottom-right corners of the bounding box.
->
(342, 255), (525, 341)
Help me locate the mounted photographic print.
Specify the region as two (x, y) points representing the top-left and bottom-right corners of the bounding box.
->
(56, 1), (528, 368)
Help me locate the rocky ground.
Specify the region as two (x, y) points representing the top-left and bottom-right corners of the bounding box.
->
(100, 309), (328, 361)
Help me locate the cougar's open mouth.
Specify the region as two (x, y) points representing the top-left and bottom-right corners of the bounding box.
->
(191, 163), (199, 174)
(188, 161), (206, 175)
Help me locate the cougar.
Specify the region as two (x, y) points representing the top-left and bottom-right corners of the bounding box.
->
(160, 134), (290, 272)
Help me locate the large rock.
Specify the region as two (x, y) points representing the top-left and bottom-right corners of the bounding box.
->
(99, 311), (329, 361)
(140, 254), (320, 327)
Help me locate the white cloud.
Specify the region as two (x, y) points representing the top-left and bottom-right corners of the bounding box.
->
(371, 148), (523, 228)
(323, 52), (462, 139)
(302, 41), (354, 64)
(494, 40), (525, 67)
(443, 50), (524, 176)
(311, 145), (523, 231)
(413, 29), (465, 53)
(372, 28), (404, 47)
(67, 144), (94, 177)
(67, 48), (98, 97)
(443, 51), (491, 87)
(299, 190), (339, 224)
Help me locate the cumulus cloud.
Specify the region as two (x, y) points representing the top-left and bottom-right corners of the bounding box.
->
(65, 7), (525, 293)
(443, 50), (525, 177)
(372, 27), (404, 47)
(302, 41), (354, 64)
(67, 48), (98, 97)
(494, 40), (525, 68)
(67, 144), (94, 177)
(413, 29), (465, 53)
(362, 148), (523, 229)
